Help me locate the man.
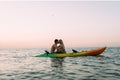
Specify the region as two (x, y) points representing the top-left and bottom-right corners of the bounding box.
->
(50, 39), (59, 53)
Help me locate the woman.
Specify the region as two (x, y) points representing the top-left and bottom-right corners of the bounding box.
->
(57, 39), (66, 53)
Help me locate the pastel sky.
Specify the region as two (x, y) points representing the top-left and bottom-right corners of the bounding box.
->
(0, 1), (120, 48)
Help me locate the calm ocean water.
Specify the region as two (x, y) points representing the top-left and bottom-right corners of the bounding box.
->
(0, 47), (120, 80)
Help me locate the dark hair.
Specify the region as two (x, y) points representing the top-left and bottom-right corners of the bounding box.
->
(54, 39), (58, 43)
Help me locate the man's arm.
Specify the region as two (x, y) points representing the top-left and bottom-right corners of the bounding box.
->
(51, 45), (55, 53)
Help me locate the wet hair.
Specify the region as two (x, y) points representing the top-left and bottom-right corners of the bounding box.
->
(54, 39), (58, 43)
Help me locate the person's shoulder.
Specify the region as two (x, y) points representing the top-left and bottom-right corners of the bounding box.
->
(52, 44), (56, 47)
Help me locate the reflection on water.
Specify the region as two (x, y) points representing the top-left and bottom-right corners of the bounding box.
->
(51, 58), (64, 67)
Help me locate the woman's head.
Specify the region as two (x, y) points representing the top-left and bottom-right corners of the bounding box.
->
(59, 39), (63, 44)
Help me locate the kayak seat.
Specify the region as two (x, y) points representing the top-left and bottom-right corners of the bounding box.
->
(44, 50), (49, 55)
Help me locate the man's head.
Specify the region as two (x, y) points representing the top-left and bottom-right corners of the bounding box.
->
(54, 39), (58, 44)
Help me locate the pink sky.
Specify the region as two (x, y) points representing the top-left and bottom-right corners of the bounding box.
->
(0, 1), (120, 48)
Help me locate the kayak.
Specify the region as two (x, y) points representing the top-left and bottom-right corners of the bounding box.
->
(35, 47), (106, 58)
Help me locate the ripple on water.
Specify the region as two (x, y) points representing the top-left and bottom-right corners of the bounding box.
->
(0, 47), (120, 80)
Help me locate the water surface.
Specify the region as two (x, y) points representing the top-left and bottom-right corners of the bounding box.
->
(0, 47), (119, 80)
